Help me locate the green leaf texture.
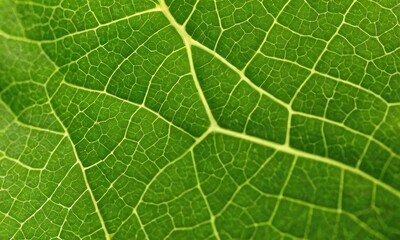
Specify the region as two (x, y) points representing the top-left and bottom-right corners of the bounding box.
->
(1, 0), (400, 239)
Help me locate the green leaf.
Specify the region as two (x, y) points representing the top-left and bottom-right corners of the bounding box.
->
(1, 0), (399, 239)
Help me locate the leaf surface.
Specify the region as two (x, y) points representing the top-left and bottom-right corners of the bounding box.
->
(1, 0), (400, 239)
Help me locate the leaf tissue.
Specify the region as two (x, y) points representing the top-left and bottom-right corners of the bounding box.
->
(0, 0), (399, 239)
